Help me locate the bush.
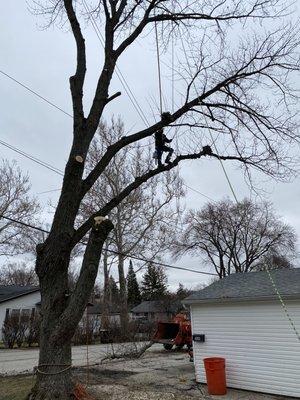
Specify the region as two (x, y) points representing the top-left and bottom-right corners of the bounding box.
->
(2, 314), (21, 349)
(2, 311), (40, 348)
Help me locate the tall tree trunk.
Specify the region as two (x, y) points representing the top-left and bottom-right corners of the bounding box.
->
(29, 220), (113, 400)
(29, 246), (73, 400)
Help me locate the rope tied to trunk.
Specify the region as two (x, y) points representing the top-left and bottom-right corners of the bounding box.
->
(35, 363), (72, 375)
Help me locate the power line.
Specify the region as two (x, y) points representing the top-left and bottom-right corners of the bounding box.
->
(0, 69), (73, 118)
(1, 135), (215, 204)
(82, 0), (150, 127)
(184, 184), (215, 203)
(0, 139), (64, 177)
(0, 26), (215, 204)
(0, 214), (217, 277)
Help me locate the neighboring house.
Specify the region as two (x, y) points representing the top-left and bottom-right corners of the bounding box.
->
(131, 300), (182, 322)
(86, 303), (121, 329)
(184, 268), (300, 398)
(0, 285), (40, 340)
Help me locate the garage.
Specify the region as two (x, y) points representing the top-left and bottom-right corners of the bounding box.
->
(184, 268), (300, 398)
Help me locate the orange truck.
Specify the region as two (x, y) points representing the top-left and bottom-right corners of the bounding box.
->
(152, 313), (192, 350)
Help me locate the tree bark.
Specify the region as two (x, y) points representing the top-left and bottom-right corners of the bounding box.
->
(29, 219), (113, 400)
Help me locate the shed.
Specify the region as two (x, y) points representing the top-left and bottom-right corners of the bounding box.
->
(184, 268), (300, 398)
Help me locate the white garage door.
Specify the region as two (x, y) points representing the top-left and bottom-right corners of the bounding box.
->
(191, 300), (300, 398)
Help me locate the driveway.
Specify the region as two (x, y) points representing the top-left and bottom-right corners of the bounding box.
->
(0, 342), (151, 375)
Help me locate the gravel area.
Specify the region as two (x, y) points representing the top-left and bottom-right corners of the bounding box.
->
(1, 343), (295, 399)
(75, 349), (293, 400)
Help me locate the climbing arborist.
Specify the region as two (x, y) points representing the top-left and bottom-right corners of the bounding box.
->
(154, 128), (174, 166)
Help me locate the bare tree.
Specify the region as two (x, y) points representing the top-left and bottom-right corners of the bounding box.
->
(25, 1), (300, 398)
(0, 262), (38, 286)
(80, 118), (184, 333)
(0, 159), (40, 257)
(172, 199), (297, 278)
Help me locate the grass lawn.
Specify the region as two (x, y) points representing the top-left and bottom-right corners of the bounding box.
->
(0, 375), (35, 400)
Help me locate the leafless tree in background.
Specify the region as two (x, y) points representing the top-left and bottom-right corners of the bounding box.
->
(25, 1), (300, 398)
(0, 262), (38, 286)
(0, 159), (40, 257)
(172, 199), (297, 278)
(79, 118), (184, 332)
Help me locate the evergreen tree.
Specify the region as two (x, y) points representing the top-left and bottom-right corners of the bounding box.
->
(127, 260), (141, 307)
(109, 276), (120, 304)
(141, 264), (167, 301)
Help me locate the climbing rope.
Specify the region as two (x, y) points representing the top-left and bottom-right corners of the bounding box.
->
(265, 268), (300, 341)
(154, 21), (163, 115)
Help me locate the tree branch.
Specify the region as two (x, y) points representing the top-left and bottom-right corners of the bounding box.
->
(64, 0), (86, 125)
(74, 150), (254, 245)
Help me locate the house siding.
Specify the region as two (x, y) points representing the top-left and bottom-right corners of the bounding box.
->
(0, 291), (41, 339)
(190, 300), (300, 398)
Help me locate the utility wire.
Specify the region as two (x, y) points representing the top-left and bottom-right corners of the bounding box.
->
(1, 134), (215, 204)
(0, 214), (217, 277)
(0, 69), (72, 118)
(0, 139), (64, 177)
(82, 0), (150, 127)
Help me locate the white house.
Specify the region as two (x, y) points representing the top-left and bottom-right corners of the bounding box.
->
(0, 285), (40, 339)
(184, 268), (300, 398)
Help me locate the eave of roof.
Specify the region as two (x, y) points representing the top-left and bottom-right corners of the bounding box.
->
(183, 293), (300, 305)
(0, 287), (40, 304)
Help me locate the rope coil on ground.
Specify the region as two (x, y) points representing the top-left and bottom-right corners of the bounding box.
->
(35, 364), (72, 375)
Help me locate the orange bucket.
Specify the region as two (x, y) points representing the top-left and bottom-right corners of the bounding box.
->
(203, 357), (227, 395)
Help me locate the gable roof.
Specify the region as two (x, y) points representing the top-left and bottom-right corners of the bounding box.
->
(0, 285), (40, 304)
(184, 268), (300, 304)
(131, 300), (182, 314)
(87, 303), (120, 315)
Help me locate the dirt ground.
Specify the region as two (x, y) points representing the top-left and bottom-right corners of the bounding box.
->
(0, 346), (295, 400)
(75, 348), (293, 400)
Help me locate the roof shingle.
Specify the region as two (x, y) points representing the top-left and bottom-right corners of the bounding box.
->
(184, 268), (300, 304)
(0, 285), (39, 303)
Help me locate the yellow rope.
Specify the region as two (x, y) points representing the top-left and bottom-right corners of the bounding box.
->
(265, 269), (300, 341)
(36, 364), (72, 375)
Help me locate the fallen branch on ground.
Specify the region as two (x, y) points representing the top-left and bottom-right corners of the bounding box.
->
(100, 341), (154, 364)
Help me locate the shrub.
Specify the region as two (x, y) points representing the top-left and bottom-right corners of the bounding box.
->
(2, 313), (22, 349)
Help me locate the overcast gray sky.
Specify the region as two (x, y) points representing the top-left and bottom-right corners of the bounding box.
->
(0, 2), (299, 290)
